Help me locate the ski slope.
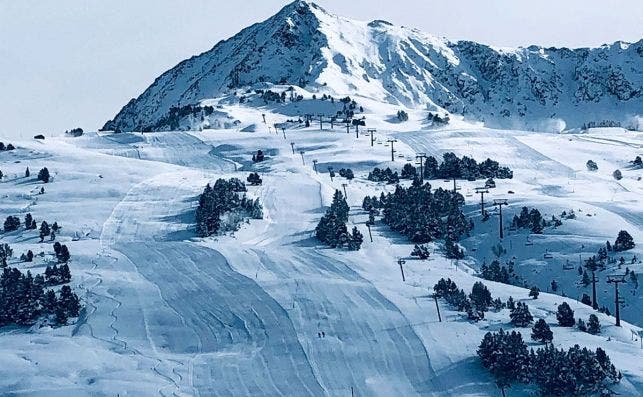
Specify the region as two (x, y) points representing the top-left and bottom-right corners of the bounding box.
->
(0, 117), (642, 396)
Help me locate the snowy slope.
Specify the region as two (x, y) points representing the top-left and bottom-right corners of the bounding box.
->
(103, 1), (643, 133)
(1, 112), (642, 395)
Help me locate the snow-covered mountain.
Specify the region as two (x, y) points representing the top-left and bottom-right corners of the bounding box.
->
(103, 0), (643, 133)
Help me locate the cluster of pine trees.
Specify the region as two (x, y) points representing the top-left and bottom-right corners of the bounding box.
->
(338, 168), (354, 180)
(143, 104), (215, 131)
(0, 267), (81, 327)
(377, 181), (472, 244)
(422, 152), (513, 181)
(367, 167), (399, 184)
(37, 167), (50, 183)
(3, 214), (60, 242)
(433, 278), (502, 321)
(478, 329), (620, 396)
(247, 172), (262, 186)
(511, 206), (545, 233)
(480, 259), (518, 284)
(0, 142), (16, 151)
(44, 263), (71, 285)
(195, 178), (263, 237)
(315, 190), (363, 250)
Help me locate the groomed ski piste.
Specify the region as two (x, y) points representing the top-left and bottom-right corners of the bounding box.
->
(0, 101), (642, 396)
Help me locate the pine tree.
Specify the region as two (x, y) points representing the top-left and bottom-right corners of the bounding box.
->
(470, 282), (492, 312)
(347, 227), (363, 251)
(59, 285), (80, 317)
(55, 306), (68, 325)
(25, 167), (30, 177)
(506, 296), (516, 310)
(581, 293), (592, 306)
(531, 319), (553, 344)
(556, 302), (575, 326)
(477, 329), (530, 396)
(56, 244), (70, 263)
(39, 221), (50, 241)
(37, 167), (50, 183)
(529, 286), (540, 299)
(613, 230), (635, 251)
(577, 318), (587, 332)
(587, 314), (600, 334)
(410, 244), (430, 259)
(510, 302), (533, 327)
(24, 213), (33, 229)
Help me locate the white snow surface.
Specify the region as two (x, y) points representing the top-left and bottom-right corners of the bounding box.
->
(1, 97), (642, 396)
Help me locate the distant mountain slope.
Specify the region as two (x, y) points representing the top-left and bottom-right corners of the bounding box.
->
(104, 0), (643, 132)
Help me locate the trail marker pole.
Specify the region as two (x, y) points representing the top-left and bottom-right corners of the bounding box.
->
(607, 274), (627, 327)
(366, 224), (373, 242)
(397, 258), (406, 282)
(290, 142), (295, 155)
(346, 119), (351, 134)
(299, 150), (305, 165)
(282, 128), (286, 139)
(387, 139), (397, 162)
(493, 199), (508, 239)
(313, 160), (318, 173)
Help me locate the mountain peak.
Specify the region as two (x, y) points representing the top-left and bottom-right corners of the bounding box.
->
(104, 2), (643, 133)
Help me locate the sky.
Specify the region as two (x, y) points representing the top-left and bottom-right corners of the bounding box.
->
(1, 0), (642, 138)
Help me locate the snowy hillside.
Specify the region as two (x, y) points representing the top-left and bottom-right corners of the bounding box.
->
(1, 96), (643, 395)
(103, 1), (643, 133)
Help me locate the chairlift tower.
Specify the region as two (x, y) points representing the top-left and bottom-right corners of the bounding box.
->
(312, 159), (318, 173)
(299, 150), (305, 165)
(387, 139), (398, 162)
(607, 274), (627, 326)
(341, 183), (348, 200)
(367, 128), (377, 147)
(415, 153), (427, 183)
(475, 187), (489, 216)
(493, 199), (508, 239)
(290, 142), (296, 155)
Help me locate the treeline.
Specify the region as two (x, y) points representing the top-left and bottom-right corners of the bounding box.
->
(478, 329), (620, 396)
(363, 181), (472, 245)
(424, 152), (513, 180)
(143, 104), (216, 131)
(3, 214), (60, 242)
(195, 178), (263, 237)
(0, 267), (81, 327)
(315, 190), (363, 250)
(367, 167), (399, 184)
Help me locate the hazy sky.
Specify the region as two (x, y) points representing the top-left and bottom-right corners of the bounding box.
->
(1, 0), (642, 138)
